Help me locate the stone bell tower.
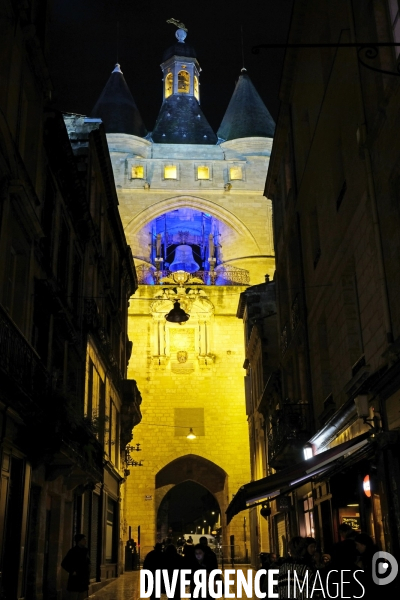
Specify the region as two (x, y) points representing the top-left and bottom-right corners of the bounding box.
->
(91, 22), (275, 561)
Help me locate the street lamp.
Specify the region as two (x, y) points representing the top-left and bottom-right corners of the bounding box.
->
(187, 428), (196, 439)
(165, 300), (190, 324)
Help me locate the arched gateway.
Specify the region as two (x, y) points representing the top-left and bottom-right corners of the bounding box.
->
(155, 455), (228, 543)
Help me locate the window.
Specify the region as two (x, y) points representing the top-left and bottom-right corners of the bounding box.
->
(5, 207), (29, 330)
(309, 208), (321, 268)
(303, 493), (315, 537)
(177, 70), (190, 93)
(165, 72), (173, 97)
(164, 165), (177, 179)
(229, 166), (243, 180)
(109, 399), (119, 466)
(106, 497), (117, 562)
(57, 216), (70, 290)
(389, 0), (400, 56)
(197, 166), (210, 180)
(86, 359), (105, 436)
(131, 165), (144, 179)
(194, 75), (199, 100)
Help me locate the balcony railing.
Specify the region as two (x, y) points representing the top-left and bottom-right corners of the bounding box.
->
(0, 305), (49, 403)
(136, 265), (250, 286)
(268, 403), (311, 468)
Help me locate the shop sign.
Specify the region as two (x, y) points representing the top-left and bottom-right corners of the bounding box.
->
(341, 516), (360, 530)
(363, 474), (371, 497)
(277, 496), (291, 511)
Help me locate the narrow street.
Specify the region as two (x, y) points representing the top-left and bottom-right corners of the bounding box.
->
(88, 569), (259, 600)
(89, 572), (139, 600)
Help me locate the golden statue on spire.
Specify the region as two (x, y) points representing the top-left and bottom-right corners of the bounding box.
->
(166, 18), (188, 32)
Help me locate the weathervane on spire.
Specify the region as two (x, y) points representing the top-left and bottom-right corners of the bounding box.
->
(166, 18), (188, 43)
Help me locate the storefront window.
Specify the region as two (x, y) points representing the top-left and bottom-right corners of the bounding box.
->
(275, 513), (287, 558)
(106, 497), (116, 562)
(303, 493), (315, 536)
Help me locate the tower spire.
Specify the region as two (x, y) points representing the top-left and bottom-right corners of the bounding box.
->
(217, 71), (275, 141)
(151, 26), (217, 144)
(90, 64), (147, 137)
(241, 25), (245, 71)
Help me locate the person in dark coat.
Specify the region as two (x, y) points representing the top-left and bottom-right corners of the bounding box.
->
(162, 544), (184, 599)
(143, 543), (164, 600)
(329, 523), (358, 569)
(189, 544), (216, 599)
(199, 536), (218, 570)
(354, 533), (380, 599)
(61, 534), (90, 600)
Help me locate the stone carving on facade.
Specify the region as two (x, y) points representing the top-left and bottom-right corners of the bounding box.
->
(150, 286), (214, 320)
(150, 287), (214, 372)
(159, 270), (204, 286)
(177, 350), (188, 363)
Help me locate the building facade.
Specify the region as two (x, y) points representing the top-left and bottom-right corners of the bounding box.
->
(0, 3), (141, 598)
(228, 0), (400, 571)
(91, 26), (276, 561)
(236, 280), (279, 565)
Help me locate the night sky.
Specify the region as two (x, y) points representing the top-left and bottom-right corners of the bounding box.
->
(48, 0), (293, 132)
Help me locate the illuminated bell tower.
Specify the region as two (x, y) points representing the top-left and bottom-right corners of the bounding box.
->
(161, 28), (200, 101)
(152, 28), (217, 144)
(92, 22), (275, 563)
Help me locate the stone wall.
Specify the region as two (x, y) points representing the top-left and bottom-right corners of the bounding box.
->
(124, 285), (252, 559)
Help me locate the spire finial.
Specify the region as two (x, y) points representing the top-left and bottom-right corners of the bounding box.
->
(241, 25), (246, 71)
(112, 63), (123, 74)
(166, 18), (188, 32)
(166, 18), (188, 42)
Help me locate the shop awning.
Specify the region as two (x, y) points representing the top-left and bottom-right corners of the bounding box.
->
(226, 431), (373, 523)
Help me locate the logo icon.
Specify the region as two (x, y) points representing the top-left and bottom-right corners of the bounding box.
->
(372, 551), (398, 586)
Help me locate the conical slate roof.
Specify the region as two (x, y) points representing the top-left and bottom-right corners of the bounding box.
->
(152, 96), (217, 145)
(217, 70), (275, 141)
(91, 64), (147, 137)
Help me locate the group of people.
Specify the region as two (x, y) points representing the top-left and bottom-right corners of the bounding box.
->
(261, 524), (380, 599)
(143, 536), (218, 599)
(60, 525), (382, 600)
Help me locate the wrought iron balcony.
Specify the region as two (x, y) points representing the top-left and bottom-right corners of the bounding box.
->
(0, 304), (49, 406)
(136, 265), (250, 286)
(267, 403), (311, 469)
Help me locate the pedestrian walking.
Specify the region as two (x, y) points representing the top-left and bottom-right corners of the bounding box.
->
(190, 544), (215, 599)
(162, 544), (183, 600)
(143, 543), (163, 600)
(61, 534), (90, 600)
(199, 536), (218, 570)
(329, 523), (357, 569)
(354, 533), (379, 599)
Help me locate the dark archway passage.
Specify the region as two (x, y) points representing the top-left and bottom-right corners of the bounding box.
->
(155, 455), (229, 545)
(157, 481), (220, 539)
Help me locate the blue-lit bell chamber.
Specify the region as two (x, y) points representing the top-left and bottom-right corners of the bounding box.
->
(169, 244), (200, 273)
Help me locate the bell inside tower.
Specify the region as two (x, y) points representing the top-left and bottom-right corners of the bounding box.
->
(169, 245), (200, 273)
